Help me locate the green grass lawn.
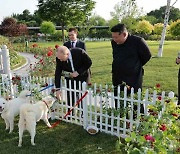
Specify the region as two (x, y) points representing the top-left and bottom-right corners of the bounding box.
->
(25, 40), (180, 94)
(0, 118), (119, 154)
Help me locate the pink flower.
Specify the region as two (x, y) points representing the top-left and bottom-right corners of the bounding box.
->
(144, 134), (155, 142)
(159, 124), (167, 131)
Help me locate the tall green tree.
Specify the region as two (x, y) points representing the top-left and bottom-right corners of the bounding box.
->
(147, 6), (180, 23)
(40, 21), (56, 40)
(12, 9), (42, 26)
(110, 0), (143, 21)
(89, 15), (107, 26)
(37, 0), (95, 42)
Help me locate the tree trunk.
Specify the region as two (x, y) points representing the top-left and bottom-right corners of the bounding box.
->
(157, 0), (171, 57)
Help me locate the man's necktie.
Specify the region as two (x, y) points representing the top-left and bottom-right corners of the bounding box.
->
(71, 42), (74, 48)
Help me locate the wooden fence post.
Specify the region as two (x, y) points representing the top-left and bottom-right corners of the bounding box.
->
(1, 45), (14, 98)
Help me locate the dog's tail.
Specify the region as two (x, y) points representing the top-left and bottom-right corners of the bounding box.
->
(19, 105), (36, 130)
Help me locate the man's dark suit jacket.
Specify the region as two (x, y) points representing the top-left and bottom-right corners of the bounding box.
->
(63, 40), (86, 51)
(55, 48), (92, 89)
(111, 34), (151, 92)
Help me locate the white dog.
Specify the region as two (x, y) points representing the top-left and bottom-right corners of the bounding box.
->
(0, 97), (7, 113)
(1, 90), (31, 133)
(18, 96), (55, 147)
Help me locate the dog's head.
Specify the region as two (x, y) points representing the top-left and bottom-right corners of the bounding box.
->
(0, 98), (7, 113)
(42, 96), (56, 108)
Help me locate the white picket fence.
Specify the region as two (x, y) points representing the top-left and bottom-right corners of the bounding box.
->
(0, 45), (11, 75)
(0, 75), (168, 138)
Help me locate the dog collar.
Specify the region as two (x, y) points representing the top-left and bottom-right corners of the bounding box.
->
(43, 100), (49, 109)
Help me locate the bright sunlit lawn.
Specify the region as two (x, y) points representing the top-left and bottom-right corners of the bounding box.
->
(0, 118), (118, 154)
(2, 40), (180, 153)
(21, 40), (180, 94)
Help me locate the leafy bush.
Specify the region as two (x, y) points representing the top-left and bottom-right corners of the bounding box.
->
(136, 20), (154, 35)
(0, 35), (23, 68)
(116, 85), (180, 153)
(169, 19), (180, 36)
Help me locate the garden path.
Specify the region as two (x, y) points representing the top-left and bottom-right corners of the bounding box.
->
(11, 52), (38, 75)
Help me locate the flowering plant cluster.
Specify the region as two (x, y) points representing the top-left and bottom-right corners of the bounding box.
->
(116, 84), (180, 153)
(11, 75), (22, 92)
(29, 44), (59, 77)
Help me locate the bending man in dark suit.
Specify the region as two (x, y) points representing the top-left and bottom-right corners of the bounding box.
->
(111, 24), (152, 110)
(55, 46), (92, 114)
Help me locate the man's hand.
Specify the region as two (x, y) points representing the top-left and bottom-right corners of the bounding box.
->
(56, 90), (62, 100)
(176, 58), (180, 64)
(70, 71), (79, 78)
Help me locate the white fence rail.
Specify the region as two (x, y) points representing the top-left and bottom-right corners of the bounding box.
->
(0, 75), (168, 138)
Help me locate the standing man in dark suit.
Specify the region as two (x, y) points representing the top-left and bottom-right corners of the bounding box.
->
(64, 27), (91, 84)
(55, 46), (92, 115)
(111, 24), (151, 110)
(64, 27), (86, 50)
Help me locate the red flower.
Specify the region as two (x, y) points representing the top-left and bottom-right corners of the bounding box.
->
(34, 54), (38, 58)
(16, 76), (21, 80)
(32, 44), (38, 48)
(39, 59), (43, 63)
(55, 44), (59, 49)
(88, 83), (92, 86)
(159, 124), (167, 131)
(158, 96), (162, 100)
(45, 83), (48, 87)
(12, 77), (15, 80)
(96, 88), (101, 93)
(172, 113), (178, 117)
(156, 83), (161, 88)
(144, 134), (155, 142)
(47, 51), (53, 56)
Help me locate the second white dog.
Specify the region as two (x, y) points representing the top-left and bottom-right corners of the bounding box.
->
(18, 96), (55, 147)
(1, 90), (31, 133)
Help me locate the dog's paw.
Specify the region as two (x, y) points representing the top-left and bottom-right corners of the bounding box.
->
(31, 143), (36, 146)
(18, 144), (22, 147)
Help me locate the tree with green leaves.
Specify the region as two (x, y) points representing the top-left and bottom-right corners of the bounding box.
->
(110, 0), (143, 21)
(110, 0), (142, 34)
(169, 19), (180, 36)
(12, 9), (42, 26)
(147, 5), (180, 23)
(37, 0), (95, 42)
(40, 21), (56, 40)
(136, 20), (154, 35)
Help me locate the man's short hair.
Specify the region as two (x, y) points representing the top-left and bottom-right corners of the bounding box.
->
(111, 24), (127, 34)
(68, 27), (78, 33)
